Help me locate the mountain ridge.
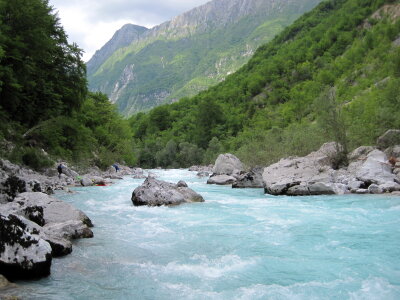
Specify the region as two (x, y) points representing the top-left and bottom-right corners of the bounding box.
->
(87, 0), (322, 116)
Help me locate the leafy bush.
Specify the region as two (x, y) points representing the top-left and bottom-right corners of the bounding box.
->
(20, 148), (53, 171)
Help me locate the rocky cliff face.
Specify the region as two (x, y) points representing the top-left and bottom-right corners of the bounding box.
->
(88, 0), (322, 116)
(87, 24), (148, 75)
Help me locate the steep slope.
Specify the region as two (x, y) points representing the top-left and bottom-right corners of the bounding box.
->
(128, 0), (400, 168)
(87, 24), (148, 75)
(88, 0), (322, 116)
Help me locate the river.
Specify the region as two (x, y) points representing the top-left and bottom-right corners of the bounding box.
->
(10, 169), (400, 299)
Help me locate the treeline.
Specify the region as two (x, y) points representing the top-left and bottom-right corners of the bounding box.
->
(129, 0), (400, 168)
(0, 0), (134, 170)
(1, 0), (399, 171)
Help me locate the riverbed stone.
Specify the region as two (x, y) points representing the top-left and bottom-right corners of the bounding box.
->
(132, 177), (204, 206)
(207, 174), (237, 185)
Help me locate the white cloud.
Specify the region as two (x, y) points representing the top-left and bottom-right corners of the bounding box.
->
(49, 0), (211, 61)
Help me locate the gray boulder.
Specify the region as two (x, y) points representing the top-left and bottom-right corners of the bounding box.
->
(80, 177), (93, 186)
(377, 129), (400, 150)
(14, 192), (93, 227)
(177, 180), (188, 187)
(232, 167), (264, 188)
(0, 214), (52, 280)
(354, 150), (397, 185)
(60, 165), (79, 178)
(348, 146), (375, 162)
(1, 192), (93, 257)
(212, 154), (244, 175)
(263, 142), (340, 195)
(132, 177), (204, 206)
(207, 174), (237, 185)
(368, 184), (383, 194)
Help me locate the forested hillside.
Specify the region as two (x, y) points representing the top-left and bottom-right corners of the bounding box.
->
(129, 0), (400, 168)
(88, 0), (321, 116)
(0, 0), (134, 170)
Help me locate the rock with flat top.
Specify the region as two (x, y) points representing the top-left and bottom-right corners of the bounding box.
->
(207, 174), (237, 185)
(263, 142), (340, 195)
(132, 177), (204, 206)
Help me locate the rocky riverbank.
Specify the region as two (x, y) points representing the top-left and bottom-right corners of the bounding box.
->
(204, 130), (400, 196)
(0, 160), (142, 282)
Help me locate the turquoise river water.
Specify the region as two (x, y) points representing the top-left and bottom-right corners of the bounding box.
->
(6, 169), (400, 299)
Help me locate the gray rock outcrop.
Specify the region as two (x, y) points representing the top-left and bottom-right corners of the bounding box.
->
(0, 191), (93, 276)
(262, 140), (400, 196)
(132, 177), (204, 206)
(212, 154), (244, 176)
(233, 167), (264, 188)
(0, 214), (52, 280)
(262, 142), (341, 195)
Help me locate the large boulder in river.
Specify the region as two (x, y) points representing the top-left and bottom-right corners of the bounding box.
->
(233, 167), (264, 188)
(212, 154), (244, 176)
(0, 214), (52, 280)
(262, 142), (341, 195)
(132, 177), (204, 206)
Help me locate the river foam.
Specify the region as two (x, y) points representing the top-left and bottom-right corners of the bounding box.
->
(9, 169), (400, 300)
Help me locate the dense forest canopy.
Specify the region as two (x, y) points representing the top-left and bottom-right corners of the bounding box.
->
(0, 0), (134, 170)
(128, 0), (400, 168)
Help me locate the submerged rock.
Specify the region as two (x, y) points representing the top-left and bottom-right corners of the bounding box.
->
(132, 177), (204, 206)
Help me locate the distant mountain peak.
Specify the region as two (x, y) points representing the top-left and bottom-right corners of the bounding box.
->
(87, 24), (148, 74)
(88, 0), (322, 115)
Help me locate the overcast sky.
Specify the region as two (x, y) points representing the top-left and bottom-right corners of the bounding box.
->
(49, 0), (211, 61)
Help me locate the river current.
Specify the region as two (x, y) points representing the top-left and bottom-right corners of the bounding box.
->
(9, 169), (400, 299)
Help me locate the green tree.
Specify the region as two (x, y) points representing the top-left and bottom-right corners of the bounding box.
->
(0, 0), (87, 126)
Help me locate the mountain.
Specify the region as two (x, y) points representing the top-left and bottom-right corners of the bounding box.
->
(87, 24), (148, 76)
(87, 0), (322, 116)
(128, 0), (400, 168)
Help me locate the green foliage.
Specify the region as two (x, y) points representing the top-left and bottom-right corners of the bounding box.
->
(0, 0), (87, 126)
(129, 0), (400, 168)
(21, 148), (53, 171)
(89, 0), (321, 116)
